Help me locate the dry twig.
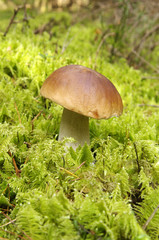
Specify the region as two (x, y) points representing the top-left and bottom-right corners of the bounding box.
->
(61, 28), (74, 54)
(3, 2), (29, 37)
(60, 167), (79, 179)
(1, 212), (32, 240)
(34, 18), (55, 35)
(8, 150), (21, 177)
(0, 219), (16, 228)
(138, 104), (159, 108)
(74, 161), (86, 173)
(0, 228), (27, 240)
(94, 32), (115, 70)
(141, 76), (159, 80)
(143, 204), (159, 230)
(127, 23), (159, 60)
(31, 111), (43, 131)
(134, 23), (159, 53)
(130, 50), (159, 74)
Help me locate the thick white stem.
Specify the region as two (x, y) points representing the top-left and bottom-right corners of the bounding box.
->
(58, 108), (90, 149)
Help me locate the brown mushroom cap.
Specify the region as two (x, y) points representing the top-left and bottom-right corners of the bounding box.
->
(40, 65), (123, 119)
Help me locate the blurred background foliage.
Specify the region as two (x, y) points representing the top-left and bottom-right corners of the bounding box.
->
(0, 0), (159, 73)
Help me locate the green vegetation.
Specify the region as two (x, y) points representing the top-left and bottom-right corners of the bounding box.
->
(0, 3), (159, 240)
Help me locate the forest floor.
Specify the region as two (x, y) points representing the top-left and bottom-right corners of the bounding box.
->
(0, 2), (159, 240)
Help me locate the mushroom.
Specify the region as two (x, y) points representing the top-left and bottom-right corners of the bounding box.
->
(40, 65), (123, 149)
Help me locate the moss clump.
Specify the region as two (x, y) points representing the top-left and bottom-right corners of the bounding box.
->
(0, 8), (159, 240)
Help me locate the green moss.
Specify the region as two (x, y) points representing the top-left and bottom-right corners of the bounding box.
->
(0, 8), (158, 240)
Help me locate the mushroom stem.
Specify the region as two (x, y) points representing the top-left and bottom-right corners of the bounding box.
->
(58, 108), (90, 149)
